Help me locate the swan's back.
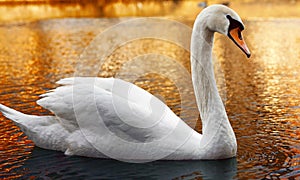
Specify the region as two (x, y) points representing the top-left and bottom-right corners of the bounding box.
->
(36, 77), (202, 161)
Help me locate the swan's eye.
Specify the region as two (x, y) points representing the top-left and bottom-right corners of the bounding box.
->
(226, 15), (245, 33)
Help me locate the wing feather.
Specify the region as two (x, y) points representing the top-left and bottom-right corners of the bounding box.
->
(36, 77), (199, 160)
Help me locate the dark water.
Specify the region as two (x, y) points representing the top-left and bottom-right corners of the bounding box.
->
(0, 17), (300, 179)
(13, 147), (237, 179)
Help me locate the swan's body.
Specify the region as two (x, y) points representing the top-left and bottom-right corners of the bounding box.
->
(0, 5), (250, 161)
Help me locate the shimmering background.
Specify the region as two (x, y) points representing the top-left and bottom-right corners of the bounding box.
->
(0, 0), (300, 179)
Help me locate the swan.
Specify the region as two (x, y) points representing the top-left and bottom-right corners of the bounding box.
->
(0, 5), (250, 162)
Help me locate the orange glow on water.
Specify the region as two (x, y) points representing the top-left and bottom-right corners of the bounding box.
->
(0, 0), (300, 23)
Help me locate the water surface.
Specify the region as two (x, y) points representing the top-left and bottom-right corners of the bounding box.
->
(0, 16), (300, 179)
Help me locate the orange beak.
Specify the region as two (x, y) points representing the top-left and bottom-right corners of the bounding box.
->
(228, 27), (251, 58)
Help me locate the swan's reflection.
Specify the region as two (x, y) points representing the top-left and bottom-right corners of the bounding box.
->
(20, 147), (237, 179)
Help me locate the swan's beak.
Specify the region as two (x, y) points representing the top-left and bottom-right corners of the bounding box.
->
(228, 27), (251, 58)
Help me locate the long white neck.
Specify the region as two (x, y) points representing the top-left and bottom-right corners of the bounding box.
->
(191, 15), (217, 128)
(191, 13), (237, 157)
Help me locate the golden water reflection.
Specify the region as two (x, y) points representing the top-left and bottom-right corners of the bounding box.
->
(214, 19), (300, 179)
(1, 0), (300, 23)
(0, 1), (201, 23)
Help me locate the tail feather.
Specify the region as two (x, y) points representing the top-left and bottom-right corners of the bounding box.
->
(0, 103), (28, 124)
(0, 103), (56, 128)
(0, 103), (42, 141)
(0, 103), (69, 152)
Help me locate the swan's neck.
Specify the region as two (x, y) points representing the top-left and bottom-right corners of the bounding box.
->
(191, 15), (236, 155)
(191, 17), (220, 131)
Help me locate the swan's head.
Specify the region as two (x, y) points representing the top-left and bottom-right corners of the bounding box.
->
(202, 5), (251, 58)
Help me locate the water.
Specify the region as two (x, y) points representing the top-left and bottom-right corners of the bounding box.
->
(0, 10), (300, 180)
(11, 147), (237, 179)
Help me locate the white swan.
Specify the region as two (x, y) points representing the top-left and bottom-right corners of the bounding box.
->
(0, 5), (250, 162)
